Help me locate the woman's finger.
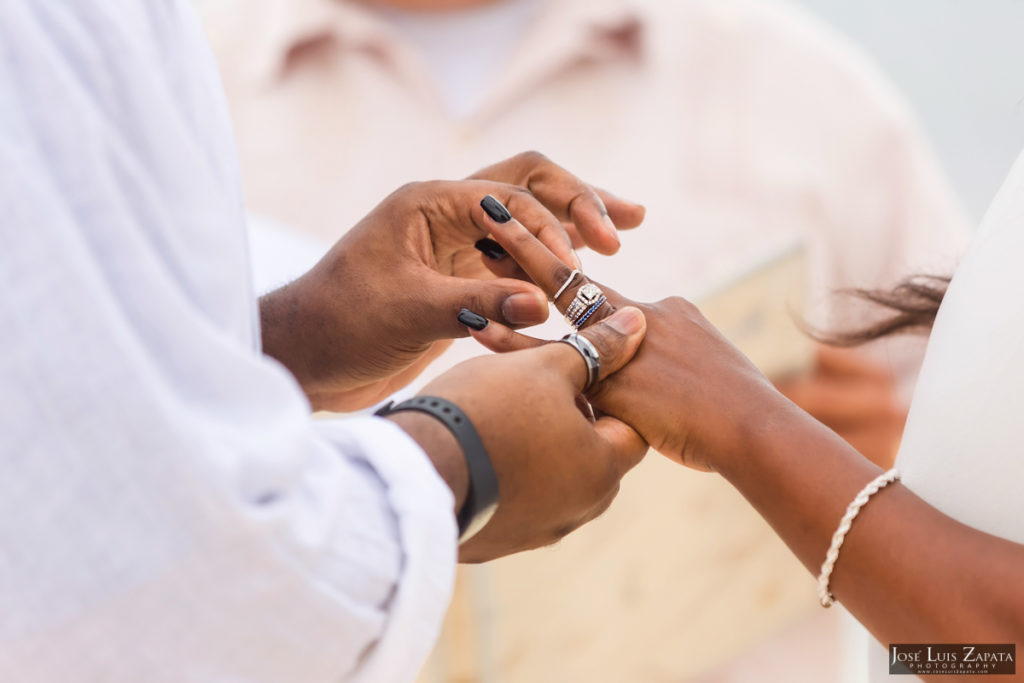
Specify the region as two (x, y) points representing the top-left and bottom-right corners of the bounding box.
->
(476, 195), (630, 333)
(476, 190), (578, 270)
(562, 221), (586, 249)
(510, 159), (622, 256)
(469, 152), (645, 255)
(473, 240), (532, 281)
(594, 187), (646, 232)
(421, 179), (578, 271)
(476, 194), (578, 296)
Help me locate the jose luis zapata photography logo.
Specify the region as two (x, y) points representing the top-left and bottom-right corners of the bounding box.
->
(890, 644), (1016, 675)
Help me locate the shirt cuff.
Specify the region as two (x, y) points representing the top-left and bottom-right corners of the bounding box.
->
(327, 415), (458, 682)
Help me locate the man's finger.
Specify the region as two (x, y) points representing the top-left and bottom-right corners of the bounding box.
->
(593, 416), (648, 480)
(549, 307), (647, 391)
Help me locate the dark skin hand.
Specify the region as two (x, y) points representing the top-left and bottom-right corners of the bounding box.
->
(259, 151), (644, 412)
(467, 211), (1024, 678)
(406, 305), (650, 563)
(257, 156), (652, 564)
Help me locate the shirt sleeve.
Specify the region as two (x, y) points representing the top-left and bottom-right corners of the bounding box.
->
(0, 3), (455, 682)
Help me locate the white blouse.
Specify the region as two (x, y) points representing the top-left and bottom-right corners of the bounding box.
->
(867, 149), (1024, 679)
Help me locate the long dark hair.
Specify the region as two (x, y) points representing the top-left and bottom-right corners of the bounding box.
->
(817, 275), (951, 346)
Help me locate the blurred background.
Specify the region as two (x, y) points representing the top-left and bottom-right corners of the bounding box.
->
(795, 0), (1024, 222)
(195, 0), (1024, 221)
(196, 0), (1024, 681)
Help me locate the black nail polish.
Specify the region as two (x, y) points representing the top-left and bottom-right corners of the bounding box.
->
(481, 195), (512, 223)
(457, 308), (489, 331)
(474, 237), (508, 260)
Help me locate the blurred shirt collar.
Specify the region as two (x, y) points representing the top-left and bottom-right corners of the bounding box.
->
(245, 0), (648, 86)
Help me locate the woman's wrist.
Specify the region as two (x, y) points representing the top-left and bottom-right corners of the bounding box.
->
(706, 387), (801, 480)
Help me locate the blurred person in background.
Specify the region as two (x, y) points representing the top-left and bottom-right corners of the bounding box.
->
(202, 0), (971, 678)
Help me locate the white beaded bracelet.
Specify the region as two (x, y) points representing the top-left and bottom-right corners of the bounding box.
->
(817, 467), (901, 608)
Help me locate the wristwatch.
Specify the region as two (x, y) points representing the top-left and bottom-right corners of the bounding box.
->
(375, 396), (499, 544)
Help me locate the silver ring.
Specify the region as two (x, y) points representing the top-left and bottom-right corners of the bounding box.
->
(558, 333), (601, 392)
(552, 269), (580, 302)
(564, 283), (604, 326)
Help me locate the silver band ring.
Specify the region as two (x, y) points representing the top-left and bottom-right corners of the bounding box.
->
(558, 333), (601, 392)
(553, 269), (580, 302)
(564, 283), (604, 325)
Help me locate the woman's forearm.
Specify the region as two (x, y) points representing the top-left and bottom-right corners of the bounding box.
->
(717, 396), (1024, 645)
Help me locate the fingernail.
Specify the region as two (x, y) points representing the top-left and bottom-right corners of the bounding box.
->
(481, 195), (512, 223)
(457, 308), (489, 331)
(474, 238), (508, 260)
(602, 214), (620, 244)
(501, 292), (546, 325)
(605, 307), (644, 335)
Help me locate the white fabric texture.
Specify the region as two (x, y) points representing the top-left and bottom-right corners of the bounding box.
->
(865, 152), (1024, 679)
(0, 2), (456, 681)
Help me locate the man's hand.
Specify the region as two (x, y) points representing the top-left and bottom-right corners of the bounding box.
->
(775, 346), (906, 467)
(390, 307), (649, 563)
(259, 152), (645, 412)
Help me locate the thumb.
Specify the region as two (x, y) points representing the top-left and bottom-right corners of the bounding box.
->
(429, 274), (549, 339)
(548, 306), (647, 394)
(576, 306), (647, 381)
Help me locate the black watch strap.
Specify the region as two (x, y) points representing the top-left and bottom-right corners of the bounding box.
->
(375, 396), (499, 543)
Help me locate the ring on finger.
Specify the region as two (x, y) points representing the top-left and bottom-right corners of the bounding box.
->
(565, 283), (605, 327)
(552, 269), (581, 302)
(558, 333), (601, 392)
(572, 296), (607, 329)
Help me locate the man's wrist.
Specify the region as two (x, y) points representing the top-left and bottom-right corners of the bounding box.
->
(385, 412), (469, 514)
(259, 281), (321, 398)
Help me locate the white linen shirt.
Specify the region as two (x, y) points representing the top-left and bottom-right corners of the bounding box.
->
(0, 2), (456, 682)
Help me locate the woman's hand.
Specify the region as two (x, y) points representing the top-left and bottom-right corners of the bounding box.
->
(463, 207), (791, 473)
(259, 152), (645, 412)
